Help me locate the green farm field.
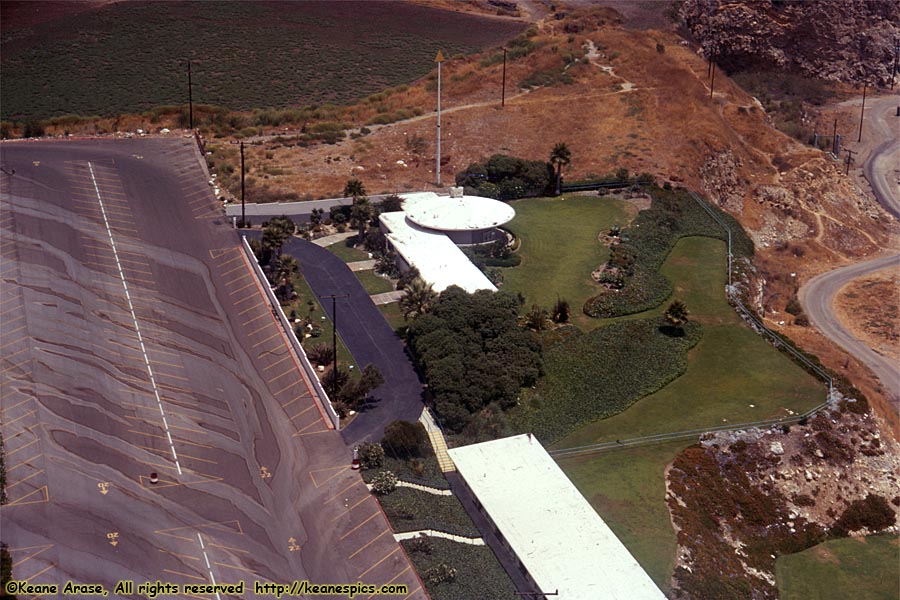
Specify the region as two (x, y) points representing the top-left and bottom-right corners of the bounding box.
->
(776, 534), (900, 600)
(0, 1), (523, 121)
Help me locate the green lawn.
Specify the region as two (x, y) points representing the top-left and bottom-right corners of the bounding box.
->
(776, 534), (900, 600)
(287, 273), (357, 377)
(559, 441), (687, 592)
(502, 194), (634, 329)
(327, 240), (370, 263)
(354, 269), (395, 295)
(548, 237), (825, 591)
(378, 301), (408, 334)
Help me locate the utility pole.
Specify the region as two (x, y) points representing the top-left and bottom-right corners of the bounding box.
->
(891, 38), (898, 91)
(501, 47), (508, 107)
(187, 60), (194, 130)
(320, 293), (350, 399)
(844, 148), (857, 175)
(857, 83), (867, 143)
(709, 55), (716, 99)
(240, 141), (246, 227)
(435, 50), (444, 187)
(831, 118), (838, 155)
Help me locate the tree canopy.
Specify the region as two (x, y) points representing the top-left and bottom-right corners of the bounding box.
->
(407, 287), (542, 433)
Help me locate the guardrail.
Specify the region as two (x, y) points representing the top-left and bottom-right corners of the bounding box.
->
(561, 179), (630, 192)
(239, 235), (341, 430)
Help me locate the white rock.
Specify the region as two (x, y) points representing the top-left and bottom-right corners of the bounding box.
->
(770, 442), (785, 455)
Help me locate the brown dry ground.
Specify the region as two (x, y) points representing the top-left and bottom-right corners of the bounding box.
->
(20, 4), (899, 435)
(835, 268), (900, 364)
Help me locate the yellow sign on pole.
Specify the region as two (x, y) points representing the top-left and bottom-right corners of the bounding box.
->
(434, 50), (445, 63)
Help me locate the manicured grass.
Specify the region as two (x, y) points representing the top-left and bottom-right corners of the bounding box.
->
(776, 534), (900, 600)
(501, 195), (634, 329)
(379, 487), (480, 538)
(558, 441), (687, 592)
(547, 237), (825, 592)
(362, 447), (448, 490)
(287, 274), (357, 377)
(354, 270), (395, 295)
(1, 1), (524, 120)
(327, 240), (370, 263)
(403, 537), (518, 600)
(378, 302), (408, 334)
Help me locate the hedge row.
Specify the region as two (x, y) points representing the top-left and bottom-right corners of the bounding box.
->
(510, 317), (702, 444)
(583, 187), (754, 318)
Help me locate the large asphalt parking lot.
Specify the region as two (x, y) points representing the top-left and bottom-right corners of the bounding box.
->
(0, 138), (425, 599)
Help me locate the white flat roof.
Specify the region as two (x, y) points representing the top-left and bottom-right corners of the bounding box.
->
(448, 434), (665, 600)
(401, 191), (515, 232)
(379, 212), (496, 294)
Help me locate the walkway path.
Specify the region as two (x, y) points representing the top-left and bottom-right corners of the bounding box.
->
(420, 409), (456, 473)
(311, 230), (356, 247)
(370, 290), (404, 305)
(393, 530), (485, 545)
(348, 259), (377, 271)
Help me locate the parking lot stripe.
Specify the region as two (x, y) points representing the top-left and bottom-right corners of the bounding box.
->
(6, 469), (44, 490)
(1, 409), (35, 428)
(370, 566), (411, 599)
(330, 494), (372, 522)
(272, 380), (300, 397)
(232, 292), (259, 306)
(263, 355), (292, 372)
(357, 547), (401, 579)
(294, 428), (330, 438)
(288, 404), (315, 421)
(5, 439), (37, 457)
(158, 548), (201, 562)
(339, 512), (380, 541)
(324, 480), (363, 505)
(228, 281), (256, 296)
(10, 544), (53, 568)
(252, 332), (282, 348)
(163, 568), (206, 582)
(401, 585), (423, 600)
(348, 530), (389, 560)
(268, 367), (296, 383)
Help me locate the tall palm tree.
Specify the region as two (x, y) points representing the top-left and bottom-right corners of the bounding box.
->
(399, 277), (437, 321)
(550, 142), (572, 196)
(343, 178), (367, 201)
(350, 196), (374, 243)
(261, 215), (295, 256)
(275, 254), (300, 285)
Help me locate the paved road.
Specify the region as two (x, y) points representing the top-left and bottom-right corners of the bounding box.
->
(800, 95), (900, 405)
(0, 138), (425, 598)
(280, 237), (426, 445)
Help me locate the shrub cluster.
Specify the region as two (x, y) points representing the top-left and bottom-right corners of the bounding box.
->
(401, 537), (518, 600)
(456, 154), (554, 200)
(510, 317), (702, 443)
(831, 494), (896, 536)
(407, 287), (542, 433)
(584, 186), (754, 318)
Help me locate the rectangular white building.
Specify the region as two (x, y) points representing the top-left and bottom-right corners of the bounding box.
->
(448, 434), (665, 600)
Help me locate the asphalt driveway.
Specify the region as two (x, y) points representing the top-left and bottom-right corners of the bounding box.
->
(279, 236), (425, 444)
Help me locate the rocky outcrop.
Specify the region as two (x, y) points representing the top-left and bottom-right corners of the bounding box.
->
(679, 0), (900, 86)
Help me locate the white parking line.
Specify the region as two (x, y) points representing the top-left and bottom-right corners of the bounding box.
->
(88, 162), (182, 475)
(197, 533), (222, 600)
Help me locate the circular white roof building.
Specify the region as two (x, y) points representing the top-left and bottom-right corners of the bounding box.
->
(400, 191), (514, 245)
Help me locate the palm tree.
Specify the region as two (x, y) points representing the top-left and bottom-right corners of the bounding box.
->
(275, 254), (300, 285)
(350, 196), (374, 243)
(344, 178), (367, 201)
(550, 142), (571, 196)
(399, 277), (437, 321)
(261, 215), (295, 256)
(665, 300), (689, 329)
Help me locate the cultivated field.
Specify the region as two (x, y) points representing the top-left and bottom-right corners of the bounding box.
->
(0, 0), (524, 121)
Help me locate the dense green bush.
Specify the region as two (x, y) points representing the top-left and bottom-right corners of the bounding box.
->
(371, 470), (398, 495)
(583, 187), (754, 318)
(456, 154), (554, 200)
(357, 442), (385, 470)
(510, 317), (702, 443)
(382, 420), (428, 458)
(407, 287), (542, 433)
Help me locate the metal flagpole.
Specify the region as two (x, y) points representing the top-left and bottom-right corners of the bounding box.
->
(435, 50), (444, 187)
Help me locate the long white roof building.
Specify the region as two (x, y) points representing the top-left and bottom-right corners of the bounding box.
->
(448, 434), (666, 600)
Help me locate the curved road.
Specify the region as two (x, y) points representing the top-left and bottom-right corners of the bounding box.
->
(800, 95), (900, 403)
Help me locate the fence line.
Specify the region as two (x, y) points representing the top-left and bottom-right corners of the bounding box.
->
(239, 235), (341, 430)
(549, 192), (835, 459)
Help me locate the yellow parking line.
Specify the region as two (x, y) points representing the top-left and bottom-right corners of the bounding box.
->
(221, 263), (248, 277)
(252, 331), (281, 348)
(263, 355), (292, 372)
(228, 280), (256, 296)
(289, 404), (315, 421)
(268, 367), (296, 383)
(238, 304), (261, 316)
(323, 479), (363, 505)
(357, 547), (401, 579)
(368, 566), (412, 599)
(1, 409), (35, 429)
(6, 469), (44, 490)
(339, 511), (381, 541)
(401, 585), (423, 600)
(330, 494), (372, 523)
(348, 529), (389, 559)
(6, 439), (37, 457)
(232, 293), (259, 305)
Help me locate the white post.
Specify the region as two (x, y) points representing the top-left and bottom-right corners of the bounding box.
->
(435, 50), (445, 187)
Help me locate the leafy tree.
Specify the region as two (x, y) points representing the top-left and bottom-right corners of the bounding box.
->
(382, 420), (428, 458)
(550, 142), (572, 195)
(357, 442), (385, 470)
(309, 208), (324, 227)
(665, 300), (690, 328)
(23, 120), (44, 138)
(343, 178), (367, 201)
(377, 194), (403, 214)
(399, 277), (438, 321)
(363, 227), (387, 255)
(396, 266), (422, 291)
(338, 364), (385, 410)
(261, 215), (295, 257)
(350, 196), (374, 242)
(407, 287), (542, 432)
(306, 343), (334, 366)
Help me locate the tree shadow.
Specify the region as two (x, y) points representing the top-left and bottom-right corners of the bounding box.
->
(658, 324), (686, 338)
